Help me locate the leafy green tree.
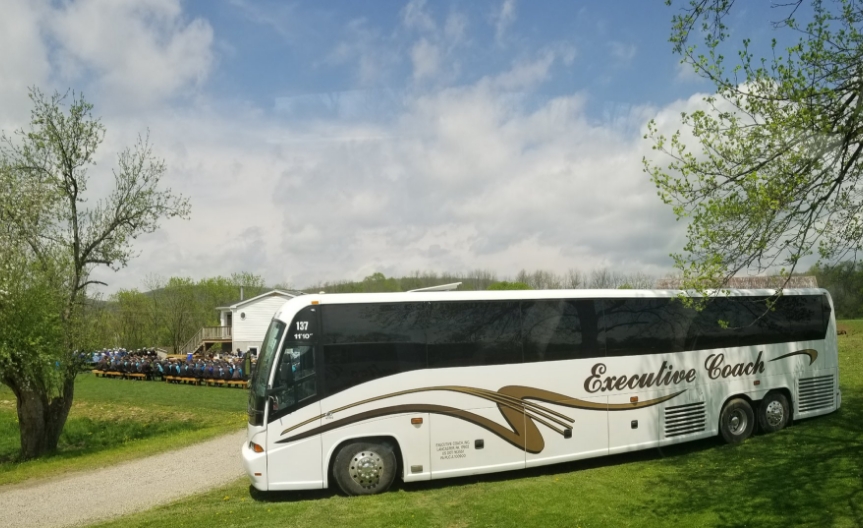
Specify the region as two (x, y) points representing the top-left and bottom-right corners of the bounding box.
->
(0, 89), (189, 459)
(144, 272), (267, 353)
(0, 250), (67, 459)
(91, 272), (269, 354)
(644, 0), (863, 289)
(112, 289), (160, 350)
(228, 271), (268, 297)
(361, 272), (400, 292)
(197, 273), (267, 325)
(809, 262), (863, 318)
(487, 281), (531, 290)
(149, 276), (198, 354)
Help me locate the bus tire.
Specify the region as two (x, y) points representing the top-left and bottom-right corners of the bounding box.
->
(719, 398), (755, 444)
(332, 440), (397, 496)
(757, 392), (790, 433)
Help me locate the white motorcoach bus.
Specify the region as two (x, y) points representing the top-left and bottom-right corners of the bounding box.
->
(242, 289), (840, 495)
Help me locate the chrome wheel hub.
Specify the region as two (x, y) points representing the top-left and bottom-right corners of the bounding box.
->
(728, 409), (748, 434)
(349, 451), (384, 489)
(765, 400), (785, 427)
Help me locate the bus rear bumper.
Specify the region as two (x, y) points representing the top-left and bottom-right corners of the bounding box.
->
(242, 440), (268, 491)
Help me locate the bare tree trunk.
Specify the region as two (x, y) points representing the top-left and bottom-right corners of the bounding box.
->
(15, 377), (74, 460)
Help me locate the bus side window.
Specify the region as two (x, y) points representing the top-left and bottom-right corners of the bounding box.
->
(522, 300), (601, 362)
(426, 301), (522, 368)
(601, 298), (691, 357)
(271, 345), (316, 411)
(321, 303), (427, 397)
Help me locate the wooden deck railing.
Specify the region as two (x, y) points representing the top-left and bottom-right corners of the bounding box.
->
(180, 326), (232, 356)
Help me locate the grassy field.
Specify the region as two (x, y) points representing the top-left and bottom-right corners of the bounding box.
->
(89, 321), (863, 528)
(0, 374), (247, 486)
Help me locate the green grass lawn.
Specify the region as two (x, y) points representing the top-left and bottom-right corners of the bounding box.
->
(0, 374), (247, 486)
(90, 321), (863, 528)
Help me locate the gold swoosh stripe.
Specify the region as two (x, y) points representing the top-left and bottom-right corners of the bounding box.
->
(281, 384), (570, 436)
(770, 349), (818, 366)
(278, 385), (687, 454)
(276, 403), (549, 453)
(500, 386), (686, 411)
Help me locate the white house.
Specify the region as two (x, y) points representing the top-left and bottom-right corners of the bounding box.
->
(215, 289), (299, 353)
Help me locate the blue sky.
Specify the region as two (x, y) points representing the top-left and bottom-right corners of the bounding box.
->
(0, 0), (800, 292)
(194, 1), (698, 120)
(198, 2), (687, 106)
(188, 0), (790, 119)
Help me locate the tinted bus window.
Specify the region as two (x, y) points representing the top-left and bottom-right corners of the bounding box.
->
(685, 298), (744, 350)
(426, 301), (522, 368)
(322, 303), (427, 395)
(522, 300), (601, 362)
(770, 295), (828, 342)
(599, 295), (830, 356)
(600, 298), (693, 357)
(690, 295), (828, 349)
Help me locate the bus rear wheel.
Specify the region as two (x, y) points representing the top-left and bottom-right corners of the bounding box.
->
(757, 392), (790, 433)
(719, 398), (755, 444)
(332, 440), (397, 496)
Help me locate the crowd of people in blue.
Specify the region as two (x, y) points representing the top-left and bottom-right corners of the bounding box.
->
(91, 348), (253, 383)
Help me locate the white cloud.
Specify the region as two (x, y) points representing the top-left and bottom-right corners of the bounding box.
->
(399, 4), (470, 86)
(443, 11), (468, 46)
(411, 39), (441, 81)
(609, 41), (637, 65)
(0, 0), (51, 126)
(326, 18), (401, 87)
(228, 0), (298, 40)
(1, 0), (698, 294)
(554, 43), (578, 66)
(487, 51), (556, 91)
(90, 59), (689, 291)
(45, 0), (214, 109)
(493, 0), (517, 45)
(401, 0), (436, 33)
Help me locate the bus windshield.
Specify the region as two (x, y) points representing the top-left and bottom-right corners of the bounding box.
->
(248, 320), (285, 425)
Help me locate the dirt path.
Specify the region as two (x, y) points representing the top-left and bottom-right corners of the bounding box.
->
(0, 430), (247, 528)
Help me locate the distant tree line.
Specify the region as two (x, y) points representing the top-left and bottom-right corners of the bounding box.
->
(301, 268), (657, 293)
(91, 263), (863, 353)
(91, 272), (273, 352)
(809, 263), (863, 319)
(95, 267), (659, 351)
(302, 270), (500, 293)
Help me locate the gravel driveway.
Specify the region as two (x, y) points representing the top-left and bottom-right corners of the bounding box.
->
(0, 429), (247, 528)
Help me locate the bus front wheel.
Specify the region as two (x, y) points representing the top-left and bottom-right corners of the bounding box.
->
(332, 440), (397, 496)
(719, 398), (755, 444)
(757, 392), (790, 433)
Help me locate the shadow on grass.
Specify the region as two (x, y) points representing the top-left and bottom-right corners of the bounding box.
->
(638, 391), (863, 528)
(252, 398), (860, 527)
(396, 436), (724, 494)
(249, 485), (335, 503)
